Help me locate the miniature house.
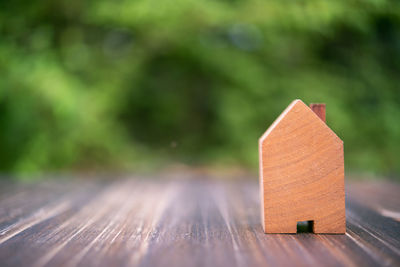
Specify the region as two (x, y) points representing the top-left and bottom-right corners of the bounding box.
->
(259, 100), (345, 234)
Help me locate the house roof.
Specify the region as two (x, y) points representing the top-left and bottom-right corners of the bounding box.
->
(259, 99), (342, 146)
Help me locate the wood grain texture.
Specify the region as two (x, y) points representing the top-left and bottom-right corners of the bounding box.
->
(259, 100), (345, 234)
(0, 177), (399, 267)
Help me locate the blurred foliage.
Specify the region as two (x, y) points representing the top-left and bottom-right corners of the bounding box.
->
(0, 0), (399, 177)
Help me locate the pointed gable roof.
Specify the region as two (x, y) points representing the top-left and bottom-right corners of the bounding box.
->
(259, 99), (342, 146)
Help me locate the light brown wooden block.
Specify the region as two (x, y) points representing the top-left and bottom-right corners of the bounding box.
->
(259, 99), (345, 234)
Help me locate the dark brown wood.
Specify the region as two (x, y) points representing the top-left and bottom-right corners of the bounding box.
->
(310, 103), (326, 122)
(0, 176), (399, 267)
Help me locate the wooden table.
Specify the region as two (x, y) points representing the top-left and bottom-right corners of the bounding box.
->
(0, 175), (399, 267)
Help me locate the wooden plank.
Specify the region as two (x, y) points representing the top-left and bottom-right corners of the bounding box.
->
(347, 181), (400, 219)
(0, 178), (399, 267)
(0, 179), (103, 230)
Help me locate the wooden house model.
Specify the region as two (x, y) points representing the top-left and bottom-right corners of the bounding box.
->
(259, 100), (345, 234)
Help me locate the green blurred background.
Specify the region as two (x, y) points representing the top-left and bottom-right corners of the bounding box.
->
(0, 0), (399, 179)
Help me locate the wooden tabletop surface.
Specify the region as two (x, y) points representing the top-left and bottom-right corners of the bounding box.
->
(0, 175), (399, 267)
